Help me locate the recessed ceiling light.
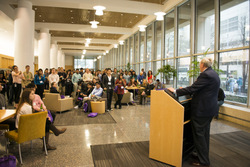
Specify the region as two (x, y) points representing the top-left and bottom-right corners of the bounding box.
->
(39, 14), (42, 17)
(121, 14), (123, 16)
(72, 22), (74, 24)
(136, 15), (138, 17)
(130, 21), (132, 23)
(70, 10), (73, 12)
(71, 17), (74, 19)
(34, 8), (37, 10)
(115, 21), (117, 23)
(43, 20), (45, 22)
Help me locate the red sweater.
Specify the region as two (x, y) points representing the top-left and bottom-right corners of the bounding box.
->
(115, 79), (126, 94)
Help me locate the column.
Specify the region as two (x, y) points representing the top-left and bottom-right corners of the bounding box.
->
(50, 41), (58, 68)
(57, 49), (62, 67)
(38, 28), (51, 70)
(14, 0), (35, 73)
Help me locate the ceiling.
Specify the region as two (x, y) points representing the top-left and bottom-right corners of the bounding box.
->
(9, 0), (169, 58)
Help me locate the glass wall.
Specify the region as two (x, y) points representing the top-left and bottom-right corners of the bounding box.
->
(178, 1), (191, 56)
(220, 0), (249, 50)
(74, 59), (95, 69)
(155, 21), (162, 60)
(164, 11), (175, 58)
(109, 0), (250, 105)
(195, 0), (215, 53)
(146, 24), (153, 61)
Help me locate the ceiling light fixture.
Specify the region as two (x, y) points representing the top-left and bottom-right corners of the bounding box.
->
(114, 44), (118, 48)
(103, 52), (106, 55)
(81, 55), (84, 59)
(85, 38), (91, 43)
(119, 40), (124, 45)
(89, 20), (99, 29)
(93, 6), (106, 16)
(82, 50), (86, 54)
(85, 43), (89, 47)
(94, 59), (97, 61)
(106, 50), (109, 53)
(138, 25), (147, 32)
(154, 12), (166, 21)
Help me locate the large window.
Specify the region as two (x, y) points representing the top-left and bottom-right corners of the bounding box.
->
(155, 21), (162, 60)
(177, 57), (190, 88)
(146, 24), (153, 61)
(74, 59), (95, 69)
(220, 0), (249, 50)
(165, 11), (175, 58)
(125, 39), (129, 65)
(195, 0), (215, 53)
(178, 1), (191, 56)
(219, 49), (249, 104)
(135, 33), (139, 63)
(140, 31), (145, 63)
(129, 36), (134, 63)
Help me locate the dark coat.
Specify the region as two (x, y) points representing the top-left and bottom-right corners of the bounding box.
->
(50, 87), (59, 94)
(103, 75), (115, 89)
(176, 67), (220, 117)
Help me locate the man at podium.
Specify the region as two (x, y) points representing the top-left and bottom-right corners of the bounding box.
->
(168, 57), (220, 167)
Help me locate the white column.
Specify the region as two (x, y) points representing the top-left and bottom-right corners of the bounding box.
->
(50, 41), (58, 68)
(14, 0), (34, 73)
(57, 49), (62, 67)
(38, 28), (51, 69)
(61, 53), (65, 69)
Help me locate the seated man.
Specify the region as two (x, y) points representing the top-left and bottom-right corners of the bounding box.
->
(50, 82), (59, 93)
(85, 82), (103, 112)
(76, 83), (94, 108)
(139, 79), (155, 104)
(155, 79), (163, 89)
(0, 85), (16, 131)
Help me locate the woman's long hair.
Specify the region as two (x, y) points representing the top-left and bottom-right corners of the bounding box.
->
(147, 70), (153, 77)
(16, 89), (34, 116)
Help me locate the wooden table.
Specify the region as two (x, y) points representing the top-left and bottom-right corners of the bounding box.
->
(126, 87), (145, 99)
(0, 110), (16, 123)
(90, 101), (105, 114)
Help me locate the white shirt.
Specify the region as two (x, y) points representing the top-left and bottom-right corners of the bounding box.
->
(83, 72), (93, 82)
(48, 74), (59, 86)
(15, 103), (33, 128)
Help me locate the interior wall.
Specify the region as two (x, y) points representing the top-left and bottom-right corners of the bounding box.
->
(65, 55), (74, 71)
(0, 54), (14, 69)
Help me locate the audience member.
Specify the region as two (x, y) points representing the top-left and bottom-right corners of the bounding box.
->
(146, 70), (153, 82)
(155, 79), (163, 89)
(83, 68), (93, 82)
(115, 74), (126, 109)
(50, 82), (59, 93)
(139, 79), (155, 104)
(22, 65), (33, 89)
(48, 68), (59, 87)
(34, 69), (45, 99)
(103, 68), (115, 111)
(123, 71), (130, 84)
(12, 65), (24, 108)
(137, 72), (144, 85)
(71, 69), (82, 98)
(111, 68), (119, 81)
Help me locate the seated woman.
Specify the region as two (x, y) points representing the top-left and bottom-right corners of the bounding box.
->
(26, 83), (66, 150)
(139, 79), (155, 104)
(50, 82), (59, 93)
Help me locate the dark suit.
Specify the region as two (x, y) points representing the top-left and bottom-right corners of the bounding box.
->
(176, 67), (220, 165)
(103, 75), (115, 110)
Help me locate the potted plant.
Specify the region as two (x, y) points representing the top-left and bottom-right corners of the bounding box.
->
(126, 62), (131, 72)
(155, 64), (177, 84)
(188, 48), (223, 78)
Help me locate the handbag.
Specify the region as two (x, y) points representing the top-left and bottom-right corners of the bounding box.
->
(114, 86), (118, 93)
(83, 102), (88, 112)
(47, 110), (54, 123)
(0, 155), (16, 167)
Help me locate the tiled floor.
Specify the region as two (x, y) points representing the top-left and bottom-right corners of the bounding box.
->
(0, 103), (249, 167)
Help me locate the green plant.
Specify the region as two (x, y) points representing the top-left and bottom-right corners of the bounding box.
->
(188, 48), (223, 78)
(126, 63), (131, 71)
(155, 64), (176, 84)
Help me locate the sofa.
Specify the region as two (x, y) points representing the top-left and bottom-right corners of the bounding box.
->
(43, 93), (73, 113)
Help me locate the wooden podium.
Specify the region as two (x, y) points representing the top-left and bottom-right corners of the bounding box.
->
(149, 90), (193, 167)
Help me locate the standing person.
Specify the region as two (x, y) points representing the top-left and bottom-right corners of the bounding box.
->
(58, 67), (66, 95)
(48, 68), (59, 88)
(83, 68), (93, 82)
(131, 71), (137, 81)
(12, 65), (24, 108)
(137, 72), (144, 85)
(7, 70), (13, 105)
(44, 68), (49, 90)
(228, 76), (235, 93)
(168, 58), (220, 167)
(141, 68), (146, 79)
(65, 70), (73, 96)
(79, 68), (84, 77)
(71, 69), (82, 98)
(119, 69), (123, 75)
(111, 68), (119, 81)
(0, 72), (6, 95)
(22, 65), (33, 89)
(237, 77), (243, 93)
(115, 74), (126, 109)
(123, 71), (130, 85)
(103, 68), (115, 111)
(146, 70), (153, 82)
(34, 69), (45, 99)
(93, 71), (99, 82)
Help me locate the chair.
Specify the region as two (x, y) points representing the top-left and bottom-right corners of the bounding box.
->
(43, 93), (73, 113)
(0, 124), (9, 153)
(114, 92), (131, 106)
(5, 112), (48, 164)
